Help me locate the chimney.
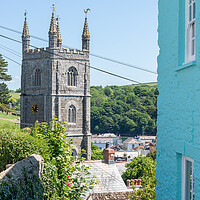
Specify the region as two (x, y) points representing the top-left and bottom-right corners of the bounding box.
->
(127, 179), (131, 187)
(103, 142), (115, 164)
(106, 142), (109, 148)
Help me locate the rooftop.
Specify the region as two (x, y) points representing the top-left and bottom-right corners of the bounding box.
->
(92, 133), (118, 138)
(123, 137), (140, 144)
(84, 160), (129, 199)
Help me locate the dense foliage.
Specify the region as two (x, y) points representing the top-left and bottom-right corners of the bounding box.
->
(15, 88), (21, 93)
(0, 126), (50, 172)
(91, 142), (103, 160)
(0, 83), (11, 105)
(122, 155), (156, 182)
(91, 84), (158, 136)
(0, 120), (96, 199)
(31, 119), (96, 199)
(129, 164), (156, 200)
(0, 54), (12, 81)
(146, 150), (157, 160)
(9, 97), (20, 114)
(122, 155), (156, 200)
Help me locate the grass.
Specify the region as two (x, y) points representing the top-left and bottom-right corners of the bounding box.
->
(145, 82), (157, 86)
(0, 113), (20, 120)
(0, 119), (16, 127)
(10, 93), (20, 100)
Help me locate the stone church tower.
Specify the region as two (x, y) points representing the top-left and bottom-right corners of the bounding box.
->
(20, 10), (91, 160)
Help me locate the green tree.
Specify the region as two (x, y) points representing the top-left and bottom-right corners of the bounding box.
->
(31, 119), (96, 200)
(91, 142), (103, 160)
(104, 86), (113, 96)
(146, 150), (157, 160)
(122, 155), (156, 200)
(0, 83), (11, 104)
(0, 54), (12, 81)
(129, 165), (156, 200)
(90, 84), (158, 136)
(15, 88), (21, 93)
(122, 155), (156, 182)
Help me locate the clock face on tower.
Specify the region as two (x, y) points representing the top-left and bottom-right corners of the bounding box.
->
(32, 103), (39, 114)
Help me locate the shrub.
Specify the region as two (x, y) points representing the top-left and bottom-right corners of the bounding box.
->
(122, 155), (156, 182)
(122, 155), (156, 200)
(0, 120), (96, 199)
(91, 142), (103, 160)
(0, 126), (50, 172)
(129, 162), (156, 200)
(31, 119), (96, 200)
(146, 150), (157, 160)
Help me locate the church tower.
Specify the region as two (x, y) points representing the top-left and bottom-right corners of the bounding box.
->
(20, 9), (91, 160)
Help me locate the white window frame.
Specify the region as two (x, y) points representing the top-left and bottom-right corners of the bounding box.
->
(185, 0), (195, 63)
(181, 155), (194, 200)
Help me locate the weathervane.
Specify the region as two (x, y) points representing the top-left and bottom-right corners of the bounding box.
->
(24, 10), (27, 18)
(84, 8), (90, 18)
(52, 4), (56, 12)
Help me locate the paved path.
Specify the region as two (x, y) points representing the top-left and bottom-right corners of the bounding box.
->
(0, 118), (19, 123)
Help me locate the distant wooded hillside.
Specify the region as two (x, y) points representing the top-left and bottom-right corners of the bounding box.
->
(91, 84), (158, 136)
(9, 83), (158, 136)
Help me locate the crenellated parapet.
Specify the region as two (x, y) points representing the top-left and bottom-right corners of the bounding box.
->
(23, 47), (89, 61)
(23, 48), (49, 60)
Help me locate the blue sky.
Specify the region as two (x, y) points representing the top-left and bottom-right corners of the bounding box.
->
(0, 0), (158, 90)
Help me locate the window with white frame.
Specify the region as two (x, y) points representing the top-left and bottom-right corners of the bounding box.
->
(182, 156), (194, 200)
(185, 0), (195, 62)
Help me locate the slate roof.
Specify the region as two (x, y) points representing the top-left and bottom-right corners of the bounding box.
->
(83, 161), (130, 199)
(123, 137), (140, 144)
(115, 162), (127, 175)
(111, 144), (125, 151)
(86, 191), (132, 200)
(92, 133), (118, 138)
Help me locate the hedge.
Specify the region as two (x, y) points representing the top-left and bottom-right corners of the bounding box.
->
(0, 126), (50, 172)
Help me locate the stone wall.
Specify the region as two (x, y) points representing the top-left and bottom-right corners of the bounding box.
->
(0, 154), (44, 184)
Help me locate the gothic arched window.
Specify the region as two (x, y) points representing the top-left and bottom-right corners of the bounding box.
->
(35, 68), (41, 86)
(68, 67), (78, 86)
(68, 105), (76, 123)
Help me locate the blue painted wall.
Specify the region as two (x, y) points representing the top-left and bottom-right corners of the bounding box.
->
(156, 0), (200, 199)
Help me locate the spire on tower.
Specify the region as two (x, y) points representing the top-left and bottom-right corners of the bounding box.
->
(22, 11), (30, 38)
(49, 5), (57, 49)
(56, 18), (62, 48)
(82, 9), (90, 39)
(49, 11), (57, 33)
(82, 18), (90, 39)
(82, 9), (90, 51)
(22, 11), (30, 53)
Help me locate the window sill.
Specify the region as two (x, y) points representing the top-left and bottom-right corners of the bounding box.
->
(68, 122), (76, 125)
(176, 60), (196, 72)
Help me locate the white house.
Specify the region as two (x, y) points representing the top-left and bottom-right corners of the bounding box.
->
(92, 133), (122, 150)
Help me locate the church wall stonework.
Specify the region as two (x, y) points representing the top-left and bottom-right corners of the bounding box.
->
(21, 11), (91, 160)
